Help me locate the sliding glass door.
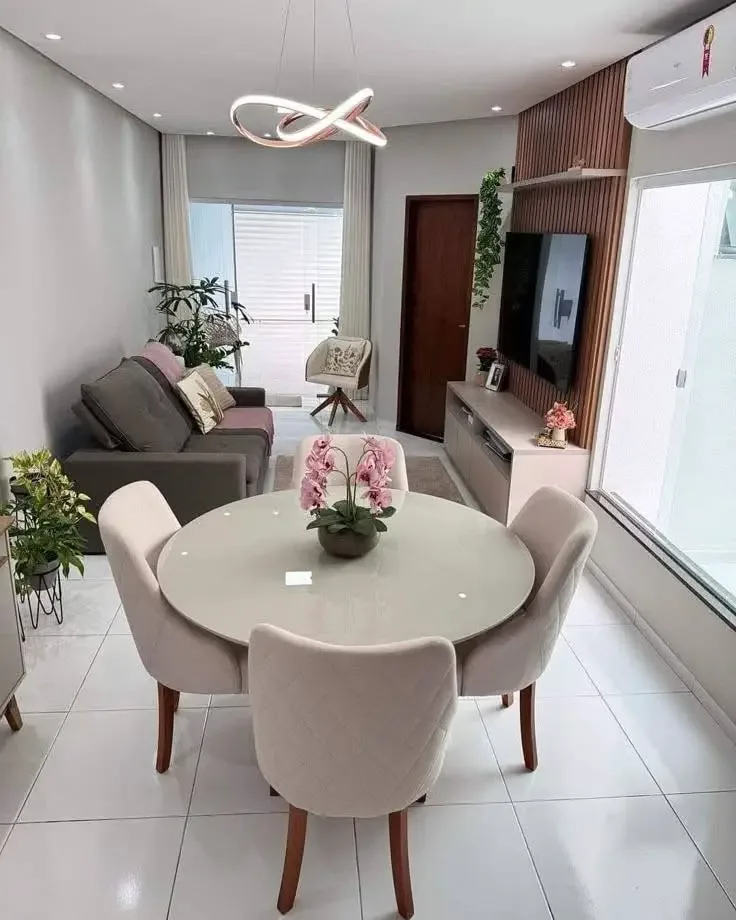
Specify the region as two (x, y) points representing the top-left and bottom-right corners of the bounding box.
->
(598, 173), (736, 612)
(190, 201), (343, 397)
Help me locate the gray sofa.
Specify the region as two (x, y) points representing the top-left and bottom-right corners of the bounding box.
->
(65, 350), (273, 552)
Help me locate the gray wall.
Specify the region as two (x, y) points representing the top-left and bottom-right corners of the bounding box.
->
(186, 135), (345, 204)
(0, 29), (163, 457)
(371, 117), (518, 423)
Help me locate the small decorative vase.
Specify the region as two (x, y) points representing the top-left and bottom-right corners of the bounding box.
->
(318, 527), (379, 559)
(473, 371), (488, 387)
(551, 428), (566, 443)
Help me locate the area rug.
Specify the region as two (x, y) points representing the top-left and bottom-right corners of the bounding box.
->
(273, 454), (466, 504)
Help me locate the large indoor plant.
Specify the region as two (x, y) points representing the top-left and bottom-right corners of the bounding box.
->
(300, 436), (397, 558)
(472, 168), (506, 308)
(1, 449), (95, 598)
(149, 276), (252, 370)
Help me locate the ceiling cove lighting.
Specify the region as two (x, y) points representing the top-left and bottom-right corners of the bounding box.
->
(44, 33), (62, 41)
(230, 0), (386, 149)
(561, 60), (577, 68)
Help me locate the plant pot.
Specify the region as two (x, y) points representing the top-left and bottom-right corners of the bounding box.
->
(318, 527), (379, 559)
(473, 371), (489, 387)
(27, 556), (61, 592)
(551, 428), (566, 443)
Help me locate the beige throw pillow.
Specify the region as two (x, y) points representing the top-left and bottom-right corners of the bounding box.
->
(176, 371), (224, 434)
(324, 340), (365, 377)
(188, 364), (236, 412)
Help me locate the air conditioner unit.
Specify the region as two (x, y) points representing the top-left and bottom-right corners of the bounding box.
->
(625, 4), (736, 130)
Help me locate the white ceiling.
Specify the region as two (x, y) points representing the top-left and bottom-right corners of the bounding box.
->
(0, 0), (725, 135)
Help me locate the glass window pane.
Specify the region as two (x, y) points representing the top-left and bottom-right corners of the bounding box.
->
(602, 178), (736, 607)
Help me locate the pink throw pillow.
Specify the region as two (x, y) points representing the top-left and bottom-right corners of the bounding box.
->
(138, 342), (185, 384)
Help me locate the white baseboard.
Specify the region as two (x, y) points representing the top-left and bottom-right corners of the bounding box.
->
(586, 560), (736, 746)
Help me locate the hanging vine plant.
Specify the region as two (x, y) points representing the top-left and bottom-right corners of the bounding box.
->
(472, 167), (506, 308)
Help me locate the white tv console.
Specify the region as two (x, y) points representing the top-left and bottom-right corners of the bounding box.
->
(444, 382), (590, 523)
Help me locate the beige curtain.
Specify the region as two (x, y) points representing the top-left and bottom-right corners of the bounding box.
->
(162, 135), (192, 285)
(339, 142), (372, 340)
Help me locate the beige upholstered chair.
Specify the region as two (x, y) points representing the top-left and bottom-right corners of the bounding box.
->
(306, 336), (372, 425)
(458, 487), (597, 770)
(249, 625), (457, 918)
(98, 481), (248, 773)
(291, 434), (410, 490)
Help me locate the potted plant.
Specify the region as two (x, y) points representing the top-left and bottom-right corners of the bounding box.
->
(1, 450), (95, 598)
(149, 276), (252, 370)
(544, 402), (576, 443)
(299, 436), (397, 558)
(474, 346), (497, 385)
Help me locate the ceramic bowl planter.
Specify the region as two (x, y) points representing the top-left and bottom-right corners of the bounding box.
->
(318, 527), (379, 559)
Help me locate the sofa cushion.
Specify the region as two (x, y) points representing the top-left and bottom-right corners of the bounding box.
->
(176, 371), (224, 434)
(82, 359), (191, 452)
(214, 407), (274, 445)
(132, 356), (194, 432)
(183, 433), (266, 484)
(72, 400), (120, 450)
(138, 342), (185, 384)
(188, 364), (236, 412)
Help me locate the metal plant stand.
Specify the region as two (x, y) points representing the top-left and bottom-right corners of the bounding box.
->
(22, 570), (64, 631)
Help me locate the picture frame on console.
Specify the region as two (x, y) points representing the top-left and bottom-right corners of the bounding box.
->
(485, 361), (506, 392)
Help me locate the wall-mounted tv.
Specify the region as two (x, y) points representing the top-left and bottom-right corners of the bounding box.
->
(497, 232), (590, 393)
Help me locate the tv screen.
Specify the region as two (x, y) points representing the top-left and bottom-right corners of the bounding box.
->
(497, 232), (590, 392)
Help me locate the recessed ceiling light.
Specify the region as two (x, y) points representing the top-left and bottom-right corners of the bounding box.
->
(152, 112), (162, 119)
(491, 106), (502, 112)
(561, 60), (577, 68)
(206, 130), (215, 135)
(44, 33), (62, 41)
(112, 82), (125, 89)
(264, 132), (273, 138)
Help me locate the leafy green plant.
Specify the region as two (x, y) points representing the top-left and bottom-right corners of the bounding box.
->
(149, 277), (252, 370)
(1, 450), (95, 596)
(472, 168), (506, 309)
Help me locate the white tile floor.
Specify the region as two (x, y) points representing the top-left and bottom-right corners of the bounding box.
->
(2, 406), (736, 917)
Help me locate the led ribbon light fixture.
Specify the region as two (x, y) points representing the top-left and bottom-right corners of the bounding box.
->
(230, 0), (386, 149)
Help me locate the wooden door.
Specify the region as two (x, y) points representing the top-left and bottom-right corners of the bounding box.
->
(398, 196), (478, 439)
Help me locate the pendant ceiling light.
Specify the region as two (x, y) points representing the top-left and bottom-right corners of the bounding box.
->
(230, 0), (386, 149)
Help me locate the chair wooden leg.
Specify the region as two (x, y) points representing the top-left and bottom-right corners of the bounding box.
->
(415, 794), (427, 804)
(502, 693), (514, 708)
(327, 394), (340, 426)
(340, 391), (367, 423)
(172, 690), (180, 713)
(310, 394), (334, 417)
(270, 785), (279, 797)
(277, 805), (308, 914)
(3, 695), (22, 732)
(389, 809), (414, 920)
(156, 683), (177, 774)
(520, 683), (538, 771)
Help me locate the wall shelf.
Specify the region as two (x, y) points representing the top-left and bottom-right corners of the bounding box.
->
(500, 167), (627, 192)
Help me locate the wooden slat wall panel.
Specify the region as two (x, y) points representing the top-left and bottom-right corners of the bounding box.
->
(505, 60), (631, 448)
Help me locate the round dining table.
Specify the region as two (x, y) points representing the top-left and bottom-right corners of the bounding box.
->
(157, 489), (535, 648)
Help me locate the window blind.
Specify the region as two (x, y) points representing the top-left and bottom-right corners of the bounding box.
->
(233, 205), (343, 323)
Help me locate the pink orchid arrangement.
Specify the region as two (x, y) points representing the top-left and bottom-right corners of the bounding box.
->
(545, 402), (576, 431)
(300, 435), (397, 537)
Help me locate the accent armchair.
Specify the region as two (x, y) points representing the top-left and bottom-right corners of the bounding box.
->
(457, 486), (597, 770)
(306, 336), (372, 425)
(98, 481), (248, 773)
(249, 624), (457, 918)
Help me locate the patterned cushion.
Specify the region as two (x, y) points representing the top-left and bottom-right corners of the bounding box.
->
(175, 371), (225, 434)
(323, 340), (365, 377)
(187, 364), (236, 412)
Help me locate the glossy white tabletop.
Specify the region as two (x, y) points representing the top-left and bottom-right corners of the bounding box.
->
(157, 490), (535, 647)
